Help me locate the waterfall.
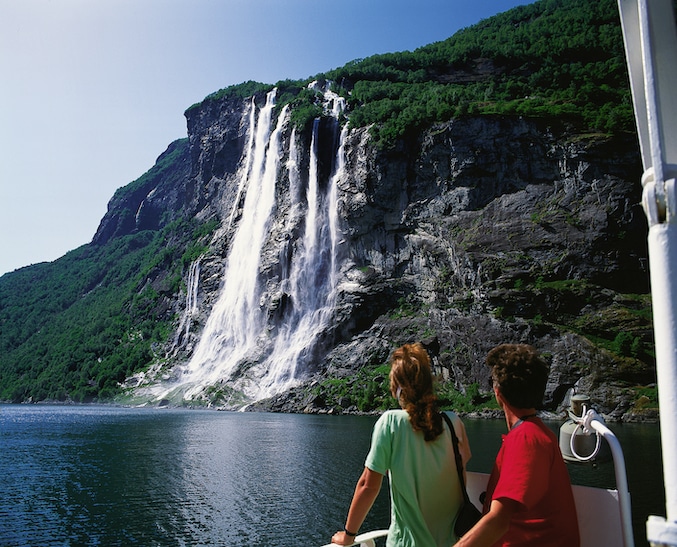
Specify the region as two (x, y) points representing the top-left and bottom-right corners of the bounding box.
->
(258, 112), (347, 396)
(178, 89), (283, 398)
(227, 97), (257, 230)
(182, 259), (201, 332)
(170, 257), (201, 354)
(161, 86), (346, 404)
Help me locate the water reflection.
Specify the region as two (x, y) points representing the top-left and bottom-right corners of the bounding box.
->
(0, 406), (662, 547)
(0, 406), (390, 546)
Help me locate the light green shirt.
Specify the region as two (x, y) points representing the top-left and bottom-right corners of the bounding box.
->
(365, 409), (470, 547)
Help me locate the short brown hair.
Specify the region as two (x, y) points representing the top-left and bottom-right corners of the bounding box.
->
(486, 344), (549, 409)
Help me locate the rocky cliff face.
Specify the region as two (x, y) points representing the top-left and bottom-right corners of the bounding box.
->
(321, 116), (650, 419)
(110, 90), (653, 419)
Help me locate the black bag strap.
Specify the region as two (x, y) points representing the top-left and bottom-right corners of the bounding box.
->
(441, 412), (471, 504)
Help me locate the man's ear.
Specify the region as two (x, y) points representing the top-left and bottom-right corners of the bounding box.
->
(494, 386), (504, 408)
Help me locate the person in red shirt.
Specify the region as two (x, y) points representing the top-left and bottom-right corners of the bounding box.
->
(454, 343), (580, 547)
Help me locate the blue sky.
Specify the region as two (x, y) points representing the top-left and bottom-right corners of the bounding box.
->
(0, 0), (535, 277)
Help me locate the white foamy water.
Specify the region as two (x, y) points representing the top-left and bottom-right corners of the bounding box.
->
(179, 90), (283, 397)
(259, 120), (347, 395)
(155, 87), (347, 403)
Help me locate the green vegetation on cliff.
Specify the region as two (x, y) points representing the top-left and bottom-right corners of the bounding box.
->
(326, 0), (632, 146)
(0, 0), (654, 405)
(0, 215), (218, 403)
(205, 0), (634, 148)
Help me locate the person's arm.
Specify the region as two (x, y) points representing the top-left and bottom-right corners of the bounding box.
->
(453, 498), (519, 547)
(331, 467), (384, 546)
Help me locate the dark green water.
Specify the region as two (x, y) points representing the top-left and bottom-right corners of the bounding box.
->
(0, 405), (662, 546)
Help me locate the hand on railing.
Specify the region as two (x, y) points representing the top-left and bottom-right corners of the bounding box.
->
(320, 529), (389, 547)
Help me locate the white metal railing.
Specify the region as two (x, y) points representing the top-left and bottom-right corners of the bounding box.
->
(617, 0), (677, 543)
(571, 408), (635, 547)
(320, 529), (389, 547)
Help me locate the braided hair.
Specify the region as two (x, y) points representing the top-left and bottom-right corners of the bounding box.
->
(390, 343), (443, 442)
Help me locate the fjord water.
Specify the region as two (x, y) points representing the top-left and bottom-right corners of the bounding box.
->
(0, 405), (390, 546)
(0, 405), (662, 546)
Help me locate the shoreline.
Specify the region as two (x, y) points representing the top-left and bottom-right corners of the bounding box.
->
(1, 398), (661, 424)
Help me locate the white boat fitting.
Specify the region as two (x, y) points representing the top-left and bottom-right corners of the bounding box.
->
(618, 0), (677, 545)
(560, 404), (635, 547)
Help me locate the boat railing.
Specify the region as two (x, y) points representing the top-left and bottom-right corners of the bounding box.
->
(617, 0), (677, 544)
(568, 407), (635, 547)
(320, 529), (389, 547)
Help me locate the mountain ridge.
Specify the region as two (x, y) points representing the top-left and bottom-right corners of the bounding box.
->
(0, 0), (658, 420)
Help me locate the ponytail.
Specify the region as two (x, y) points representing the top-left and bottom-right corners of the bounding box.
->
(390, 343), (443, 441)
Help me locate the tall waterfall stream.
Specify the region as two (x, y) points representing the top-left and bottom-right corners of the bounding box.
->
(153, 88), (347, 405)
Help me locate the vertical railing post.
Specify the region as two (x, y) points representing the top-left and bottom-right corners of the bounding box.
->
(617, 0), (677, 543)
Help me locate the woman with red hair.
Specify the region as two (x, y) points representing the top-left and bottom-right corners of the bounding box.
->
(332, 342), (471, 546)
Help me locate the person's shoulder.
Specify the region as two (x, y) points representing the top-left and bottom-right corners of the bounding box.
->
(371, 410), (408, 439)
(381, 409), (408, 420)
(441, 410), (467, 439)
(441, 410), (463, 428)
(508, 418), (554, 444)
(376, 409), (409, 427)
